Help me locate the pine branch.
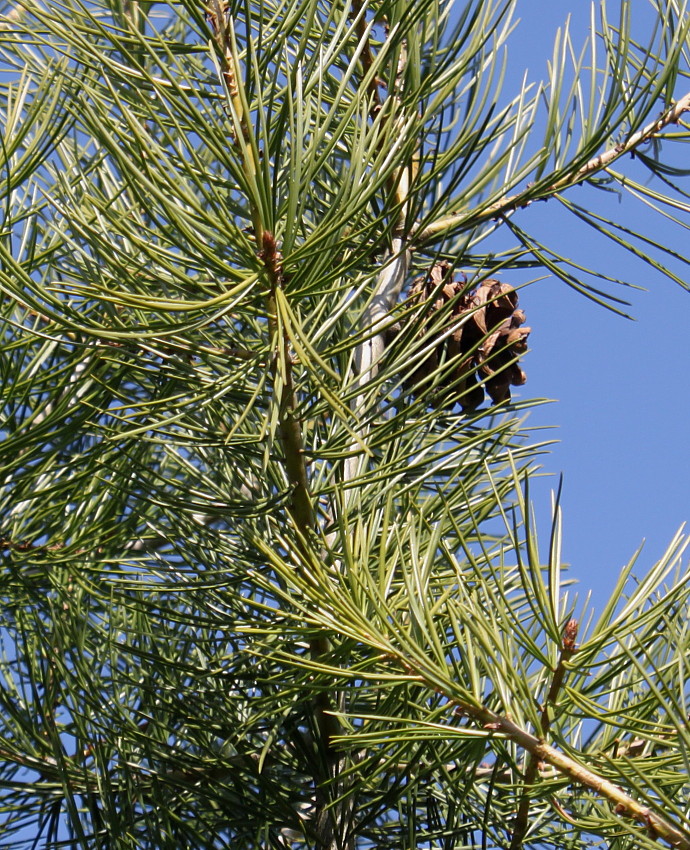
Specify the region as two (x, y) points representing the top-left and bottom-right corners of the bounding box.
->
(417, 90), (690, 243)
(205, 10), (344, 843)
(389, 645), (690, 850)
(509, 619), (578, 850)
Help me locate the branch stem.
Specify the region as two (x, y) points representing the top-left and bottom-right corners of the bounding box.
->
(509, 619), (578, 850)
(417, 91), (690, 243)
(449, 683), (690, 849)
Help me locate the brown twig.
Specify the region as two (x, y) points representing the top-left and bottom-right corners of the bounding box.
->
(451, 691), (690, 849)
(509, 619), (578, 850)
(385, 633), (690, 849)
(416, 90), (690, 243)
(381, 633), (690, 848)
(499, 720), (690, 850)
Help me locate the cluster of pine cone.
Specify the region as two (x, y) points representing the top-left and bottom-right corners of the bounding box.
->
(386, 263), (531, 410)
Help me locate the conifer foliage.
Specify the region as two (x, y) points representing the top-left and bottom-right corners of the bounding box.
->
(1, 1), (690, 848)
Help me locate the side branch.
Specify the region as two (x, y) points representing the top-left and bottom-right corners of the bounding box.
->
(417, 90), (690, 243)
(456, 702), (690, 850)
(262, 231), (314, 531)
(392, 638), (689, 849)
(509, 619), (578, 850)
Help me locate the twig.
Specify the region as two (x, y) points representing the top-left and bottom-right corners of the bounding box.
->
(499, 719), (690, 850)
(449, 685), (690, 849)
(416, 90), (690, 243)
(207, 9), (341, 832)
(390, 636), (689, 849)
(509, 619), (578, 850)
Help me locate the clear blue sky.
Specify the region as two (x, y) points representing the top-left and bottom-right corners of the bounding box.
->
(500, 3), (690, 606)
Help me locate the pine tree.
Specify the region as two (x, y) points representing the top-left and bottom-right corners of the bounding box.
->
(1, 1), (690, 847)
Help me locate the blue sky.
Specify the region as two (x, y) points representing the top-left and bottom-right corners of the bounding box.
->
(500, 2), (690, 606)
